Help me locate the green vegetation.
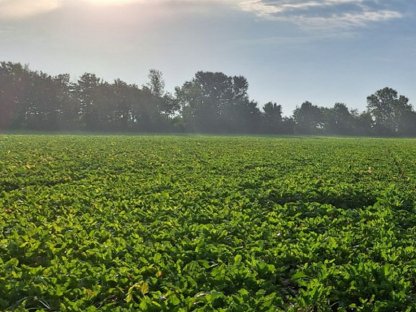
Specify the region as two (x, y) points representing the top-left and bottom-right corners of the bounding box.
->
(2, 61), (416, 136)
(1, 135), (416, 311)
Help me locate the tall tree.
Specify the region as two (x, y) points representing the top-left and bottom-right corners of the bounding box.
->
(262, 102), (283, 133)
(24, 71), (56, 130)
(175, 71), (259, 133)
(110, 79), (132, 131)
(55, 74), (79, 130)
(75, 73), (102, 130)
(0, 62), (31, 129)
(367, 87), (412, 135)
(145, 69), (179, 119)
(146, 69), (165, 98)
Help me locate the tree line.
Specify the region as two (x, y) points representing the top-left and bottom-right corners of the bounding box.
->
(1, 61), (415, 136)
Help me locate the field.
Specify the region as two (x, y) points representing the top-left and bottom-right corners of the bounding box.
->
(1, 135), (416, 311)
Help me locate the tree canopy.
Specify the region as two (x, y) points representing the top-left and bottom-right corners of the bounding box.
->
(1, 61), (415, 136)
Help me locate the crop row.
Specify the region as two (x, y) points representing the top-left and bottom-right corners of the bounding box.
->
(1, 135), (416, 311)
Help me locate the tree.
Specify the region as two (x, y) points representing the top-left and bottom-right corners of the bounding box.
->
(322, 103), (356, 135)
(109, 79), (132, 131)
(128, 87), (167, 132)
(399, 110), (416, 136)
(145, 69), (179, 120)
(146, 69), (165, 98)
(3, 61), (416, 136)
(350, 110), (373, 136)
(75, 73), (102, 130)
(24, 71), (58, 130)
(56, 74), (79, 130)
(262, 102), (283, 133)
(175, 71), (259, 133)
(367, 87), (412, 136)
(0, 62), (31, 129)
(0, 63), (77, 131)
(293, 101), (324, 134)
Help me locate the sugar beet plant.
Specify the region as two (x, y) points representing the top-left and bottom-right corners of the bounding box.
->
(1, 135), (416, 311)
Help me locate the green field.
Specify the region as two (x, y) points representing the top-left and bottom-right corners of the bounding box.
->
(1, 135), (416, 311)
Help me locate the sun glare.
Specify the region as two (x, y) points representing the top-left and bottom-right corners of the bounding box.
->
(84, 0), (142, 6)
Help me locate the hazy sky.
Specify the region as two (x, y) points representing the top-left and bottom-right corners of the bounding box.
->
(1, 0), (415, 115)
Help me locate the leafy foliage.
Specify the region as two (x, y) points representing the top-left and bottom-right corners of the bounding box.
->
(1, 135), (416, 310)
(2, 61), (416, 136)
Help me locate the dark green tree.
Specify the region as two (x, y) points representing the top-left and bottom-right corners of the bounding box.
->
(146, 69), (165, 98)
(55, 74), (79, 130)
(0, 62), (31, 129)
(75, 73), (102, 130)
(367, 87), (412, 135)
(293, 101), (324, 134)
(400, 111), (416, 136)
(175, 71), (259, 133)
(109, 79), (132, 131)
(262, 102), (283, 133)
(322, 103), (356, 135)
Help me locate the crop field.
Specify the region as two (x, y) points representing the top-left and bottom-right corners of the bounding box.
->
(1, 135), (416, 311)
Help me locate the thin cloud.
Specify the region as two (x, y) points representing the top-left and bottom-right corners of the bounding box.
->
(240, 0), (283, 16)
(239, 0), (403, 28)
(0, 0), (61, 19)
(0, 0), (241, 20)
(0, 0), (404, 28)
(80, 0), (241, 6)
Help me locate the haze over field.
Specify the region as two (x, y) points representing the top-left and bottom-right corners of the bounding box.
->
(0, 0), (415, 114)
(2, 3), (416, 309)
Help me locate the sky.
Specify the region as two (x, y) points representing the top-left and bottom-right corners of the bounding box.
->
(0, 0), (415, 115)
